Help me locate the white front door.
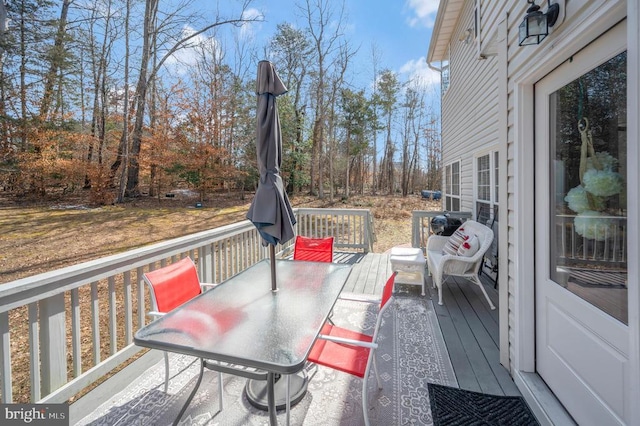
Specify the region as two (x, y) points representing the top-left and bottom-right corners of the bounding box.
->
(534, 22), (630, 425)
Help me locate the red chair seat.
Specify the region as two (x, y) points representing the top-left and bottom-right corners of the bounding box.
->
(307, 321), (373, 378)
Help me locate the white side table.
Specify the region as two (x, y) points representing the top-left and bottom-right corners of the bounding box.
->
(390, 247), (427, 296)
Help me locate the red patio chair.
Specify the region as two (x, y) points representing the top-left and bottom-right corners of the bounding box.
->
(293, 235), (334, 263)
(307, 273), (396, 426)
(142, 257), (222, 398)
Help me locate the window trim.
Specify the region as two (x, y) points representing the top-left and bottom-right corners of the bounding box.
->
(444, 160), (461, 211)
(474, 149), (499, 221)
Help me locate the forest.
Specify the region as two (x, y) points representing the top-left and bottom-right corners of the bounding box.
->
(0, 0), (442, 205)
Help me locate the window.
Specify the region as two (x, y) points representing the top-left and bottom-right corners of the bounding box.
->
(441, 45), (450, 96)
(475, 151), (499, 224)
(441, 62), (450, 95)
(444, 161), (461, 211)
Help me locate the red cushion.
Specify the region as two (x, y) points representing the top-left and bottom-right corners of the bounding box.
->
(293, 236), (334, 263)
(144, 257), (202, 313)
(307, 323), (373, 378)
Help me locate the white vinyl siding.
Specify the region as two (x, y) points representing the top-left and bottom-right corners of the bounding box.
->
(440, 0), (500, 215)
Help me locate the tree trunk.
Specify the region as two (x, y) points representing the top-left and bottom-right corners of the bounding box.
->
(39, 0), (71, 119)
(124, 0), (157, 197)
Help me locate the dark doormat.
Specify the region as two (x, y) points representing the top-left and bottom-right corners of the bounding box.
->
(428, 383), (540, 426)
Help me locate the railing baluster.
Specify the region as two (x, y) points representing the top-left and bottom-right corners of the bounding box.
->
(137, 267), (145, 330)
(71, 289), (81, 377)
(39, 293), (66, 395)
(28, 303), (40, 401)
(91, 282), (100, 365)
(123, 271), (132, 345)
(1, 311), (11, 403)
(108, 277), (117, 356)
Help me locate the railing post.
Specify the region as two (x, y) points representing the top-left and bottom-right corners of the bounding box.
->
(411, 212), (420, 248)
(39, 294), (67, 395)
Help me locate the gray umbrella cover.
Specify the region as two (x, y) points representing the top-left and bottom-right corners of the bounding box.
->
(246, 61), (297, 246)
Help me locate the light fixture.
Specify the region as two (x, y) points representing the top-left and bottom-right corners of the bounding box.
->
(518, 0), (560, 46)
(459, 28), (473, 44)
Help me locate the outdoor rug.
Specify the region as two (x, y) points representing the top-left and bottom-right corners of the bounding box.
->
(77, 293), (458, 426)
(428, 383), (539, 426)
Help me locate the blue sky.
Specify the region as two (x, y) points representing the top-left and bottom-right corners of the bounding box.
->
(171, 0), (441, 90)
(252, 0), (441, 87)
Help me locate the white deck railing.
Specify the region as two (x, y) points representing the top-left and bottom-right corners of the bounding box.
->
(411, 211), (473, 250)
(0, 208), (373, 404)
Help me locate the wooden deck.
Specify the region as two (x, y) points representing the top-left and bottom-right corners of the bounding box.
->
(334, 252), (518, 396)
(70, 252), (519, 423)
(332, 253), (520, 395)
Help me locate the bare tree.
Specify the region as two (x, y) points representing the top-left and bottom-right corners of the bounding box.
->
(400, 85), (426, 196)
(39, 0), (73, 120)
(302, 0), (346, 198)
(269, 23), (313, 193)
(377, 69), (400, 194)
(326, 40), (355, 201)
(112, 0), (261, 198)
(369, 43), (382, 194)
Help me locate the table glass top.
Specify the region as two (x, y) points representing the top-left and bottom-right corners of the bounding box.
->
(134, 259), (351, 374)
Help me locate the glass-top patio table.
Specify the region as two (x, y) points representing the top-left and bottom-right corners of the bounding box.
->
(134, 258), (352, 425)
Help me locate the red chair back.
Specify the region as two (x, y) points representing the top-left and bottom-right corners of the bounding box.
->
(380, 273), (396, 309)
(293, 236), (334, 263)
(144, 257), (202, 313)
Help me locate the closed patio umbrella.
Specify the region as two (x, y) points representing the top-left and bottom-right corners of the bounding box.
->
(246, 60), (297, 291)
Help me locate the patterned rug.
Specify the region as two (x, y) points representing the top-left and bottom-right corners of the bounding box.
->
(428, 383), (539, 426)
(77, 293), (457, 426)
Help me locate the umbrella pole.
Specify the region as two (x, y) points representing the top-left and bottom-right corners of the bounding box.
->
(270, 244), (277, 291)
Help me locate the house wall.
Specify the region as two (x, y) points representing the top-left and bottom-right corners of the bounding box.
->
(441, 1), (500, 214)
(437, 0), (639, 424)
(502, 1), (638, 424)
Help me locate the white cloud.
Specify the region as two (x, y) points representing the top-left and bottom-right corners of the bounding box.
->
(240, 8), (264, 40)
(399, 57), (440, 88)
(165, 26), (219, 75)
(405, 0), (440, 28)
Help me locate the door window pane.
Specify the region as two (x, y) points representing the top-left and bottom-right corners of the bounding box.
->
(549, 51), (627, 324)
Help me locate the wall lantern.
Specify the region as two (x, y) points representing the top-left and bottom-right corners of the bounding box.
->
(518, 0), (560, 46)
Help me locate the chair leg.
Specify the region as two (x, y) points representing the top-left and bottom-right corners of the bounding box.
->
(362, 376), (371, 426)
(217, 372), (223, 411)
(163, 351), (170, 393)
(371, 356), (382, 390)
(472, 275), (496, 310)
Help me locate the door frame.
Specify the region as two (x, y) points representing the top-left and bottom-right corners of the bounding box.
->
(507, 1), (639, 425)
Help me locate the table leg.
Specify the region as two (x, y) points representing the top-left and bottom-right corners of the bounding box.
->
(173, 358), (205, 426)
(267, 372), (277, 425)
